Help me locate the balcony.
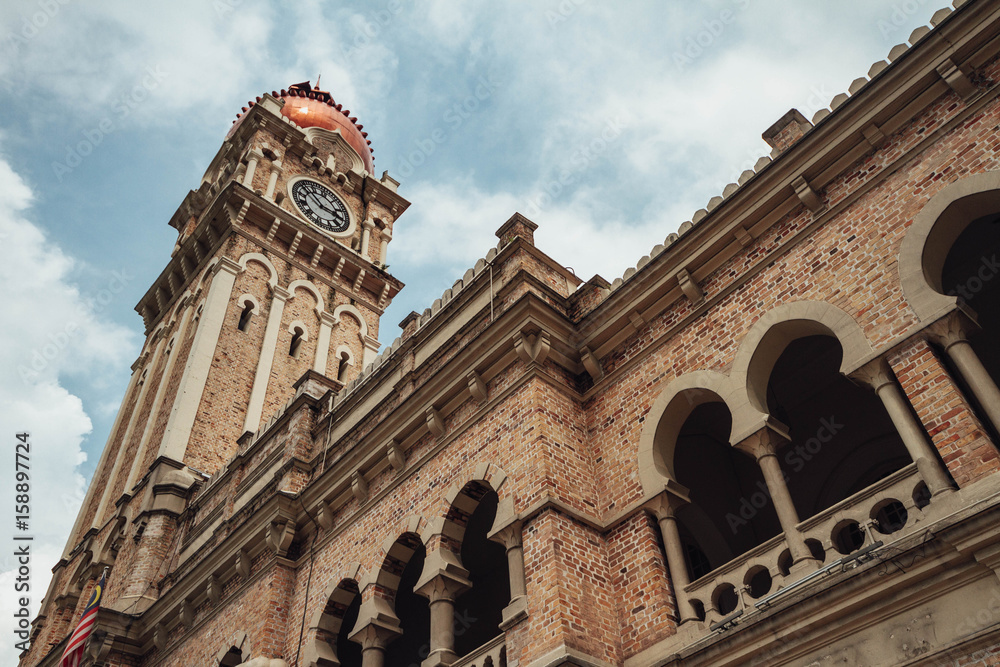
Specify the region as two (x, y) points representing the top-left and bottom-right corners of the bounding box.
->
(452, 635), (507, 667)
(682, 463), (930, 628)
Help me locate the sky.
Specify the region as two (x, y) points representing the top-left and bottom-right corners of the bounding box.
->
(0, 0), (941, 662)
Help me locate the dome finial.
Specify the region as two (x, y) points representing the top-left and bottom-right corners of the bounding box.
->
(315, 73), (321, 89)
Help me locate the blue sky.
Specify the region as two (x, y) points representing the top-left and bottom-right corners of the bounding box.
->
(0, 0), (938, 661)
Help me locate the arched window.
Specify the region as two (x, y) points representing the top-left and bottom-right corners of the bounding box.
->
(237, 301), (255, 331)
(452, 487), (509, 656)
(218, 647), (245, 666)
(337, 350), (352, 382)
(382, 534), (429, 667)
(672, 400), (781, 579)
(765, 335), (910, 516)
(940, 212), (1000, 423)
(289, 326), (305, 358)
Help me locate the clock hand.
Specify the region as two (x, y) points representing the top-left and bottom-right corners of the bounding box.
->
(306, 192), (335, 218)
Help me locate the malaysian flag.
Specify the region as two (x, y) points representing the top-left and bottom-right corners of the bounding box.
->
(59, 568), (107, 667)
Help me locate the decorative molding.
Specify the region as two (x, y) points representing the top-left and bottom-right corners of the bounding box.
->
(514, 329), (551, 365)
(467, 371), (488, 404)
(426, 407), (445, 438)
(792, 174), (824, 212)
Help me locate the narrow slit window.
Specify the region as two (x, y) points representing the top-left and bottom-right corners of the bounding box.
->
(237, 301), (254, 331)
(337, 352), (351, 382)
(289, 328), (304, 358)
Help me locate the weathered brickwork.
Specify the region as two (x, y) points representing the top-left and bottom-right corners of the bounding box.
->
(24, 7), (1000, 667)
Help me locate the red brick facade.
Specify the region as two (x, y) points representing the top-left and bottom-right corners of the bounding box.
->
(22, 3), (1000, 667)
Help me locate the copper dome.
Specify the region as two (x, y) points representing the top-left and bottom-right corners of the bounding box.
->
(230, 81), (374, 174)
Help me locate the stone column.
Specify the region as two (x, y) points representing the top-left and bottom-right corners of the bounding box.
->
(379, 227), (392, 265)
(313, 311), (336, 374)
(362, 335), (381, 367)
(243, 286), (290, 435)
(737, 423), (817, 567)
(489, 520), (528, 628)
(928, 311), (1000, 433)
(64, 349), (145, 549)
(243, 147), (264, 189)
(361, 219), (376, 257)
(159, 257), (242, 462)
(94, 332), (168, 524)
(647, 492), (699, 624)
(126, 301), (196, 492)
(350, 594), (402, 667)
(851, 357), (954, 496)
(415, 552), (472, 667)
(264, 159), (283, 200)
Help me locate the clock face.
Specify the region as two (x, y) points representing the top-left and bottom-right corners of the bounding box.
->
(290, 180), (351, 233)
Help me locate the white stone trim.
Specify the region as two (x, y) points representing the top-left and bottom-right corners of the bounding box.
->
(333, 303), (368, 337)
(126, 304), (197, 492)
(302, 126), (365, 173)
(287, 278), (325, 315)
(237, 293), (260, 311)
(637, 300), (873, 495)
(242, 286), (290, 435)
(158, 257), (242, 462)
(898, 171), (1000, 322)
(238, 252), (278, 288)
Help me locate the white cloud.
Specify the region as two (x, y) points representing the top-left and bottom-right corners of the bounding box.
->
(1, 0), (275, 126)
(0, 151), (137, 663)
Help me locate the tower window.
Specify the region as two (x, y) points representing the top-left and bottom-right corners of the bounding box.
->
(337, 351), (351, 382)
(237, 301), (255, 331)
(289, 327), (305, 358)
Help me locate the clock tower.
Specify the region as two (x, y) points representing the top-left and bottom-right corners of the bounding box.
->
(32, 81), (410, 644)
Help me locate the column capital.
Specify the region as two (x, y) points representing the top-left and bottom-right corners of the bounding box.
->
(319, 310), (338, 326)
(643, 481), (692, 522)
(363, 217), (377, 230)
(380, 226), (393, 241)
(735, 419), (791, 460)
(349, 596), (402, 649)
(926, 310), (979, 351)
(350, 620), (401, 651)
(489, 519), (523, 550)
(214, 256), (243, 277)
(414, 551), (471, 602)
(849, 356), (895, 392)
(271, 285), (291, 302)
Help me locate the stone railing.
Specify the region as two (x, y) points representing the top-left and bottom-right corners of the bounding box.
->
(684, 464), (928, 627)
(453, 635), (507, 667)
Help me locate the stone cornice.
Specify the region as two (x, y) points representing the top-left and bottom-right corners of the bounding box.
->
(575, 0), (1000, 367)
(578, 76), (1000, 401)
